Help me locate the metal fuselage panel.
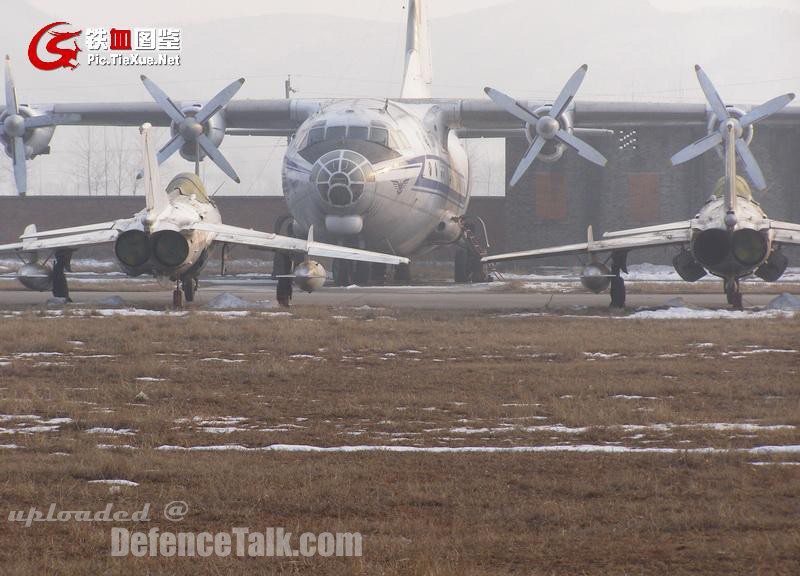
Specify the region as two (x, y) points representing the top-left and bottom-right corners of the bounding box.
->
(690, 194), (771, 280)
(282, 99), (469, 257)
(119, 191), (222, 279)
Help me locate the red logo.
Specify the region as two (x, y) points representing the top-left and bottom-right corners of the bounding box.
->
(110, 28), (132, 50)
(28, 22), (82, 71)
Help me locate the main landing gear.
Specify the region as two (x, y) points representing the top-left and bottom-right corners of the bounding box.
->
(725, 278), (743, 311)
(173, 274), (198, 308)
(609, 251), (628, 309)
(274, 252), (294, 307)
(52, 251), (73, 302)
(454, 217), (492, 284)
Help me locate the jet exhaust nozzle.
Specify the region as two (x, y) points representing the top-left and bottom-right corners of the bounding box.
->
(115, 230), (151, 269)
(731, 228), (768, 268)
(693, 229), (730, 269)
(151, 230), (190, 268)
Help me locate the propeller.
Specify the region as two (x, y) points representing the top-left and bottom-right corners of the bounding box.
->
(0, 56), (54, 195)
(484, 65), (607, 187)
(670, 65), (795, 191)
(140, 75), (245, 183)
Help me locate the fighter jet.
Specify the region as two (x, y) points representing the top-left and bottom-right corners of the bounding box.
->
(483, 67), (800, 310)
(0, 124), (408, 306)
(2, 1), (799, 287)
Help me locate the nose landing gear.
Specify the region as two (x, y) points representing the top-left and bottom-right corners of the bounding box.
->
(725, 278), (743, 310)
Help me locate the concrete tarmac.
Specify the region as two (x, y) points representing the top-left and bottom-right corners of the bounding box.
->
(0, 276), (790, 310)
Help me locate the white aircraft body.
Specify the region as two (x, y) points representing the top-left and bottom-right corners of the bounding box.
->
(0, 125), (408, 305)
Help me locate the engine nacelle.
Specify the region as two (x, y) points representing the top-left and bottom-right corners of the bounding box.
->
(17, 263), (53, 291)
(173, 105), (226, 162)
(580, 262), (612, 294)
(755, 249), (789, 282)
(523, 105), (574, 163)
(673, 248), (707, 282)
(1, 106), (55, 161)
(293, 260), (326, 293)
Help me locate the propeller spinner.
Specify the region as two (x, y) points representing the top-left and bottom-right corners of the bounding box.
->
(140, 75), (245, 183)
(0, 56), (55, 195)
(484, 64), (607, 187)
(670, 65), (795, 191)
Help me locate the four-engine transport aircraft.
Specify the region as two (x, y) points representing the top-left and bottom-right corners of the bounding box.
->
(2, 0), (800, 288)
(0, 124), (408, 306)
(483, 67), (800, 310)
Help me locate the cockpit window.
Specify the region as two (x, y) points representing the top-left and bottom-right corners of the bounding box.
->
(307, 127), (325, 146)
(326, 126), (347, 141)
(368, 126), (389, 147)
(348, 126), (369, 140)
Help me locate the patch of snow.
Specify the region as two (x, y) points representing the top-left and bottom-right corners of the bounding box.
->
(767, 293), (800, 311)
(627, 307), (794, 320)
(85, 427), (136, 436)
(88, 479), (139, 487)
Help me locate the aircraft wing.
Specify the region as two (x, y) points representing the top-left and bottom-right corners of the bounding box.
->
(9, 98), (800, 135)
(192, 222), (410, 266)
(0, 220), (133, 255)
(483, 222), (692, 264)
(770, 220), (800, 246)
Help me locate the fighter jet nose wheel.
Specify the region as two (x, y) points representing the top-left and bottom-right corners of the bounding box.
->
(725, 279), (743, 310)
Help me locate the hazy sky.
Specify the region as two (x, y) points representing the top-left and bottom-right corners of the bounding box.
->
(7, 0), (799, 196)
(27, 0), (800, 24)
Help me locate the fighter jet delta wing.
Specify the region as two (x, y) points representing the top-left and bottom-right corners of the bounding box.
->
(191, 222), (408, 267)
(482, 221), (692, 265)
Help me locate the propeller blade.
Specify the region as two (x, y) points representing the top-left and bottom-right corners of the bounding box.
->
(669, 132), (722, 166)
(694, 65), (729, 123)
(23, 115), (55, 129)
(194, 78), (245, 125)
(12, 136), (26, 195)
(550, 64), (588, 118)
(196, 133), (240, 183)
(140, 75), (186, 125)
(156, 133), (186, 165)
(484, 87), (539, 125)
(735, 139), (767, 191)
(556, 129), (607, 167)
(4, 55), (18, 115)
(509, 136), (546, 187)
(740, 93), (795, 128)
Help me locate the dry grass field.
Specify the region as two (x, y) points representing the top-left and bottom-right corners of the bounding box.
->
(0, 306), (798, 574)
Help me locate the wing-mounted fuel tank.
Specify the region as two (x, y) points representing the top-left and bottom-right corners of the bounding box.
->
(17, 262), (53, 291)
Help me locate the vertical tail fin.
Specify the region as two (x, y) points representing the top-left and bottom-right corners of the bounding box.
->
(400, 0), (433, 98)
(723, 121), (737, 216)
(140, 123), (167, 215)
